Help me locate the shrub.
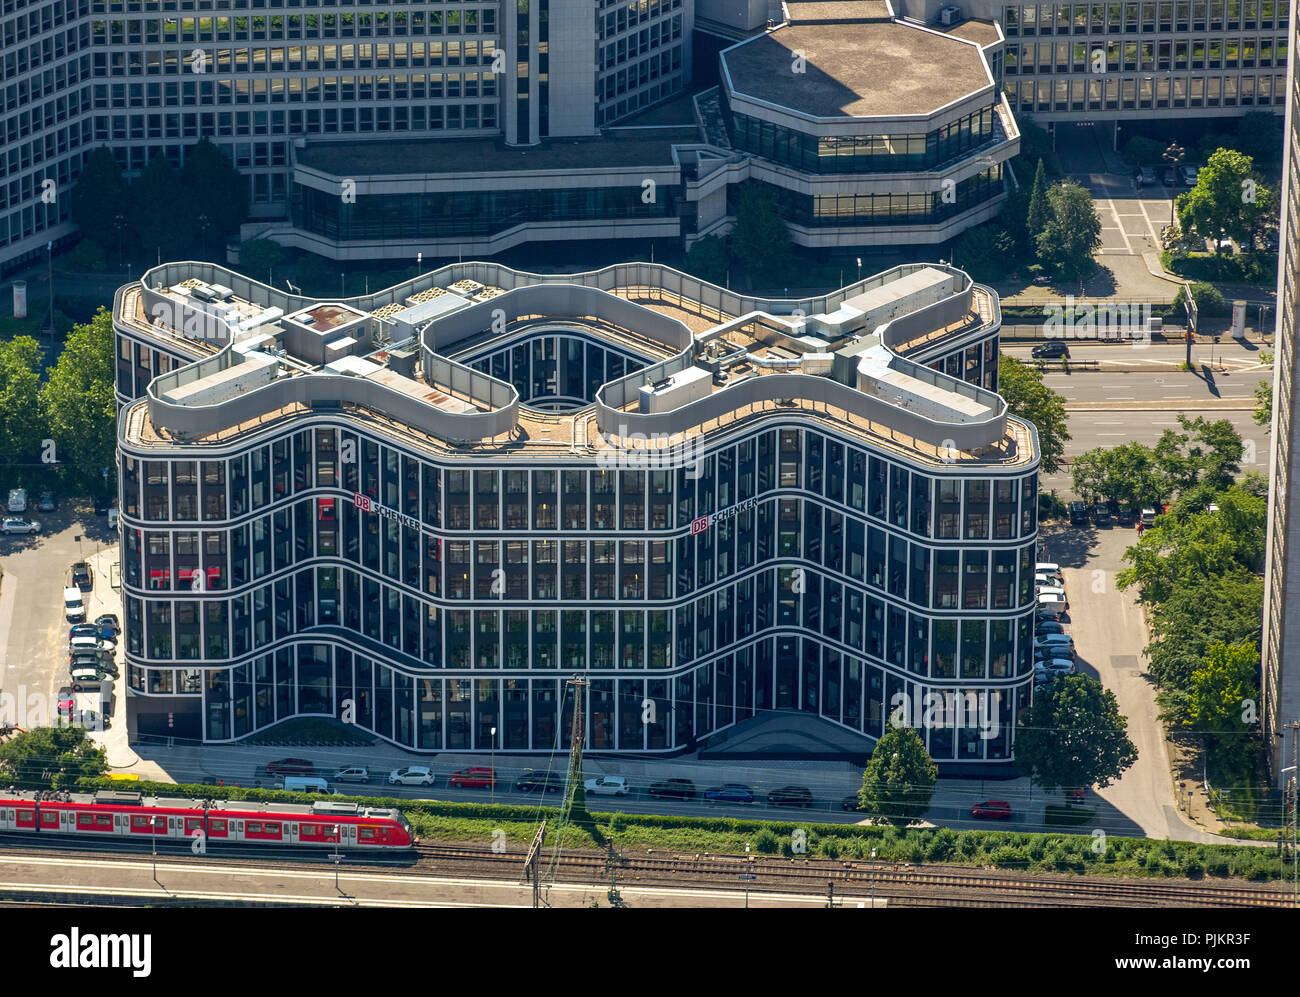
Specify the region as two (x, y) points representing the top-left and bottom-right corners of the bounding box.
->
(610, 812), (627, 832)
(820, 836), (842, 858)
(753, 828), (779, 854)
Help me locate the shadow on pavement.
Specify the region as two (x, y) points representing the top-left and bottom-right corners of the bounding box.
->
(1038, 522), (1099, 569)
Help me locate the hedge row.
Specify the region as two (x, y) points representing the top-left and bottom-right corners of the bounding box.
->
(68, 778), (1293, 882)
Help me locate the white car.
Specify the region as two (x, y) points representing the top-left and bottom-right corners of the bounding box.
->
(388, 766), (434, 786)
(584, 775), (630, 796)
(1034, 571), (1063, 590)
(69, 636), (115, 655)
(334, 766), (370, 783)
(1, 517), (40, 534)
(1036, 585), (1068, 606)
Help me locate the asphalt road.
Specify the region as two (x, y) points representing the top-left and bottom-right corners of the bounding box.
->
(0, 508), (119, 729)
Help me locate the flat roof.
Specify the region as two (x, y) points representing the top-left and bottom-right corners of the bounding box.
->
(297, 132), (696, 177)
(943, 18), (1003, 46)
(784, 1), (892, 23)
(723, 20), (991, 118)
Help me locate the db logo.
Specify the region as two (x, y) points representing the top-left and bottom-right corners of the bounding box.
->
(690, 515), (710, 536)
(353, 493), (374, 512)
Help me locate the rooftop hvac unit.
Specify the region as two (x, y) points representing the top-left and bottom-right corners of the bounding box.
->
(939, 5), (961, 24)
(189, 284), (218, 302)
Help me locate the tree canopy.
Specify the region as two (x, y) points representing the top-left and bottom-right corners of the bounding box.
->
(858, 726), (938, 827)
(1177, 147), (1272, 252)
(0, 726), (107, 789)
(180, 138), (249, 249)
(1035, 180), (1103, 279)
(131, 153), (195, 260)
(70, 147), (132, 253)
(1015, 675), (1138, 801)
(41, 308), (117, 494)
(0, 336), (48, 466)
(728, 183), (791, 286)
(998, 356), (1071, 473)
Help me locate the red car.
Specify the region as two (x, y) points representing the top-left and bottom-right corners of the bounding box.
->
(448, 766), (497, 789)
(971, 800), (1013, 820)
(265, 757), (314, 776)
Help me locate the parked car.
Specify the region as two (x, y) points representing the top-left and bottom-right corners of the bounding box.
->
(69, 624), (116, 643)
(68, 636), (115, 656)
(766, 785), (813, 808)
(1035, 645), (1076, 663)
(63, 587), (86, 622)
(70, 561), (92, 590)
(1093, 502), (1110, 525)
(94, 614), (120, 633)
(648, 778), (697, 800)
(7, 488), (26, 513)
(1036, 658), (1076, 675)
(57, 687), (75, 719)
(1163, 166), (1178, 186)
(68, 666), (104, 687)
(36, 492), (56, 512)
(1031, 341), (1070, 359)
(584, 775), (630, 796)
(1068, 501), (1089, 525)
(1182, 164), (1201, 186)
(1140, 165), (1157, 184)
(515, 770), (567, 793)
(332, 766), (371, 783)
(69, 655), (116, 678)
(387, 766), (434, 786)
(705, 783), (754, 803)
(448, 766), (498, 789)
(1109, 500), (1133, 526)
(93, 495), (111, 515)
(0, 517), (40, 535)
(971, 800), (1013, 820)
(1035, 633), (1075, 652)
(266, 757), (315, 776)
(108, 507), (120, 530)
(1035, 620), (1068, 637)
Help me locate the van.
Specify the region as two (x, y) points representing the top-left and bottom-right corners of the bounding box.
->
(63, 586), (86, 622)
(280, 775), (331, 794)
(7, 488), (26, 513)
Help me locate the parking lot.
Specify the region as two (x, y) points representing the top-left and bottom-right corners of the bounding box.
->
(0, 503), (122, 737)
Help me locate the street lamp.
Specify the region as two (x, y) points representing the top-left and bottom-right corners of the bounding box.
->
(1163, 140), (1186, 229)
(114, 214), (127, 271)
(331, 824), (344, 895)
(490, 725), (497, 805)
(856, 257), (862, 284)
(340, 273), (345, 298)
(151, 814), (164, 887)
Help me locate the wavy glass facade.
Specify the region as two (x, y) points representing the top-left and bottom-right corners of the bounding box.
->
(114, 259), (1039, 766)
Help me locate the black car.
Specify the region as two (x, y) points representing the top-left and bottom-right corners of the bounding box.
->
(1093, 502), (1111, 525)
(514, 770), (566, 793)
(1031, 341), (1070, 359)
(766, 785), (813, 808)
(648, 778), (697, 800)
(1162, 166), (1178, 186)
(1035, 620), (1067, 636)
(70, 653), (117, 677)
(841, 794), (863, 812)
(93, 614), (121, 634)
(70, 561), (92, 590)
(93, 495), (111, 515)
(1068, 501), (1089, 525)
(37, 492), (56, 512)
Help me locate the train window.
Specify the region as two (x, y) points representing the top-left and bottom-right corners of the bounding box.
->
(247, 821), (262, 833)
(265, 822), (281, 834)
(302, 824), (317, 835)
(185, 818), (203, 832)
(210, 819), (227, 832)
(359, 826), (376, 840)
(132, 815), (149, 828)
(77, 813), (93, 828)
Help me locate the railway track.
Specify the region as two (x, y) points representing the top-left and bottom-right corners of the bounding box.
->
(414, 842), (1295, 908)
(0, 835), (1289, 907)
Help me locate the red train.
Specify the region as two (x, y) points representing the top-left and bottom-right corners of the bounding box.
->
(0, 790), (416, 850)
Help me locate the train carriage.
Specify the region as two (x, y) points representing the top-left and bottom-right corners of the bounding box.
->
(0, 790), (415, 850)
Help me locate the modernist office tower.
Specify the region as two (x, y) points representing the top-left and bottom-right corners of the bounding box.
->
(1262, 0), (1298, 786)
(113, 260), (1039, 766)
(2, 0), (1018, 271)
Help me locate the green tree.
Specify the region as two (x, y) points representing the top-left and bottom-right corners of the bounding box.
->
(1026, 159), (1052, 241)
(998, 356), (1071, 473)
(1015, 675), (1138, 802)
(954, 224), (1016, 283)
(1145, 571), (1263, 693)
(181, 138), (249, 252)
(1105, 440), (1171, 509)
(0, 336), (48, 467)
(41, 308), (117, 495)
(131, 154), (195, 261)
(1186, 641), (1260, 770)
(1070, 448), (1115, 503)
(1235, 111), (1285, 164)
(1177, 148), (1271, 253)
(1254, 379), (1273, 426)
(70, 147), (133, 254)
(728, 183), (791, 286)
(0, 726), (107, 789)
(1123, 136), (1167, 167)
(1152, 415), (1244, 496)
(1036, 181), (1103, 279)
(239, 239), (284, 284)
(1117, 486), (1267, 606)
(858, 726), (938, 828)
(683, 234), (729, 286)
